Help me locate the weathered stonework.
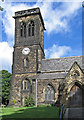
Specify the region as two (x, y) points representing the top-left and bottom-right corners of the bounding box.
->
(9, 8), (45, 106)
(9, 7), (84, 107)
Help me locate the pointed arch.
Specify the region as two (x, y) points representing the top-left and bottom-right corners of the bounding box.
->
(44, 84), (55, 101)
(60, 80), (83, 107)
(65, 61), (83, 80)
(68, 81), (83, 107)
(67, 80), (83, 93)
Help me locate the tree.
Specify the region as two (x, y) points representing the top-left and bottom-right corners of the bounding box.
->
(0, 6), (3, 11)
(0, 70), (12, 106)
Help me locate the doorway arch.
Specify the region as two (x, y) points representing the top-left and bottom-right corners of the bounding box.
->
(68, 81), (83, 107)
(60, 80), (84, 107)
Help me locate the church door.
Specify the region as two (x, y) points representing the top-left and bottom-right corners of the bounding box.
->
(69, 85), (82, 107)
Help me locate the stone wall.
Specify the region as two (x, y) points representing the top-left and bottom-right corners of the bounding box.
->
(60, 62), (84, 107)
(36, 79), (63, 104)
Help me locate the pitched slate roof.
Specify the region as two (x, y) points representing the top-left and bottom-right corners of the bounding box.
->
(41, 56), (83, 72)
(33, 56), (83, 80)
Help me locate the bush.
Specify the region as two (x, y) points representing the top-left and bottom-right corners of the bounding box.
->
(46, 103), (55, 107)
(24, 96), (35, 107)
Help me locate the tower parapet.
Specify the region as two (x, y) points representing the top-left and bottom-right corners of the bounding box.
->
(13, 7), (45, 30)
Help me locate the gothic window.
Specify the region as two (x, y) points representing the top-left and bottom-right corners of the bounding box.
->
(24, 58), (28, 67)
(20, 22), (26, 37)
(28, 21), (34, 36)
(45, 85), (54, 101)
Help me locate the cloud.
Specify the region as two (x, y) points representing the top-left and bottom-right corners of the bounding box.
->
(45, 44), (71, 58)
(1, 3), (32, 39)
(39, 2), (81, 33)
(0, 1), (81, 72)
(1, 1), (81, 39)
(0, 42), (13, 72)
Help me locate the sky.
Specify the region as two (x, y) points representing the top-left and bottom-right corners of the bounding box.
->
(0, 0), (83, 73)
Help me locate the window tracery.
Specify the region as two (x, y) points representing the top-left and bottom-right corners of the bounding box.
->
(45, 85), (54, 101)
(20, 21), (34, 37)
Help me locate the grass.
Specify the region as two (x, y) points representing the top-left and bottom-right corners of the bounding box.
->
(1, 106), (59, 119)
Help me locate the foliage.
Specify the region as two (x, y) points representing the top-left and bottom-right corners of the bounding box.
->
(0, 70), (12, 106)
(37, 104), (54, 107)
(14, 99), (16, 105)
(24, 96), (35, 107)
(50, 103), (56, 106)
(37, 104), (47, 107)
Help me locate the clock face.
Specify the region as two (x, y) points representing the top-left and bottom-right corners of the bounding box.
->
(22, 48), (30, 55)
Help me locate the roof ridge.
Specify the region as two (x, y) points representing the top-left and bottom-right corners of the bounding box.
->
(42, 55), (83, 61)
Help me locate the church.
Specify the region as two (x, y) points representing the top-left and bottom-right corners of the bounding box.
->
(9, 7), (84, 107)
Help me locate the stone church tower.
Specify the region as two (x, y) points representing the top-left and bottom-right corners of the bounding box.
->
(9, 8), (45, 106)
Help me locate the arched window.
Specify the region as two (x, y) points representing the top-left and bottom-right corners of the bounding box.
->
(45, 85), (54, 101)
(22, 79), (30, 90)
(28, 21), (34, 36)
(20, 22), (26, 37)
(24, 58), (28, 67)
